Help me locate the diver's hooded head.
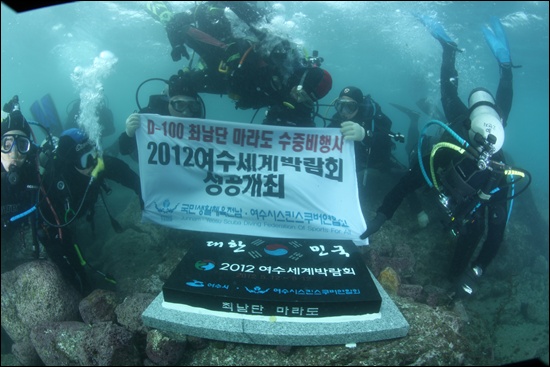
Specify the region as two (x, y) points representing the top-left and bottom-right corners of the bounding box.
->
(2, 95), (30, 135)
(335, 86), (363, 118)
(167, 72), (205, 118)
(339, 86), (363, 104)
(57, 128), (98, 170)
(2, 96), (34, 173)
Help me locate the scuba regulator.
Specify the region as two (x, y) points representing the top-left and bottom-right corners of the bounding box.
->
(418, 105), (530, 236)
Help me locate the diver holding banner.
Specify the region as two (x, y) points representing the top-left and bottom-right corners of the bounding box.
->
(135, 113), (368, 244)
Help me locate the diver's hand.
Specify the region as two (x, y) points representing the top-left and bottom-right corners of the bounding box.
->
(170, 45), (190, 62)
(166, 12), (192, 61)
(360, 212), (387, 239)
(125, 114), (140, 138)
(340, 121), (365, 141)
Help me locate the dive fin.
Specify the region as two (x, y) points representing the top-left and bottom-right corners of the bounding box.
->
(482, 16), (520, 68)
(30, 100), (47, 127)
(30, 94), (62, 136)
(417, 14), (463, 52)
(145, 1), (174, 26)
(40, 94), (62, 135)
(489, 16), (509, 49)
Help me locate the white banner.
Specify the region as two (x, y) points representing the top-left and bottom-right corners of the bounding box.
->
(136, 114), (367, 245)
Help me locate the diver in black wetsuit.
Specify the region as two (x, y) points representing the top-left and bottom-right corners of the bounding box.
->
(146, 1), (333, 127)
(1, 96), (93, 294)
(118, 71), (206, 159)
(328, 86), (398, 172)
(361, 16), (529, 299)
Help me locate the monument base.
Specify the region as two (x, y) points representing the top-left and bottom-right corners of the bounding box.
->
(142, 269), (409, 346)
(142, 232), (409, 345)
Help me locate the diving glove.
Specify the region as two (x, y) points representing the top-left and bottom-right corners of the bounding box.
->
(340, 121), (366, 141)
(166, 12), (192, 61)
(125, 113), (140, 138)
(360, 212), (387, 239)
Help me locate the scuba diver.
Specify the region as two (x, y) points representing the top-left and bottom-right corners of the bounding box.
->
(1, 95), (93, 294)
(144, 1), (333, 127)
(37, 126), (144, 292)
(328, 86), (404, 172)
(119, 70), (207, 159)
(360, 16), (530, 300)
(2, 96), (42, 266)
(261, 65), (332, 127)
(325, 86), (421, 221)
(40, 128), (143, 234)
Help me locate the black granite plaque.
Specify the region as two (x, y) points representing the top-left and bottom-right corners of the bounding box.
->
(162, 232), (381, 317)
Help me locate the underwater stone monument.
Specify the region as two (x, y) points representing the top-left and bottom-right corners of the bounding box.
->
(142, 232), (409, 346)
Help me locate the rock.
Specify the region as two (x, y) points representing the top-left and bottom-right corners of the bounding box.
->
(30, 321), (140, 366)
(11, 340), (42, 366)
(30, 321), (88, 366)
(79, 288), (118, 324)
(424, 285), (449, 308)
(531, 255), (548, 275)
(79, 321), (141, 366)
(276, 345), (293, 356)
(377, 266), (400, 294)
(145, 329), (186, 366)
(366, 243), (416, 280)
(115, 293), (156, 334)
(1, 260), (81, 344)
(186, 335), (209, 350)
(398, 284), (424, 302)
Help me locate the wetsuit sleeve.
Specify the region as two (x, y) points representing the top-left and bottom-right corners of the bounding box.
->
(440, 47), (468, 123)
(165, 11), (193, 61)
(166, 10), (228, 68)
(118, 132), (137, 156)
(102, 155), (142, 200)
